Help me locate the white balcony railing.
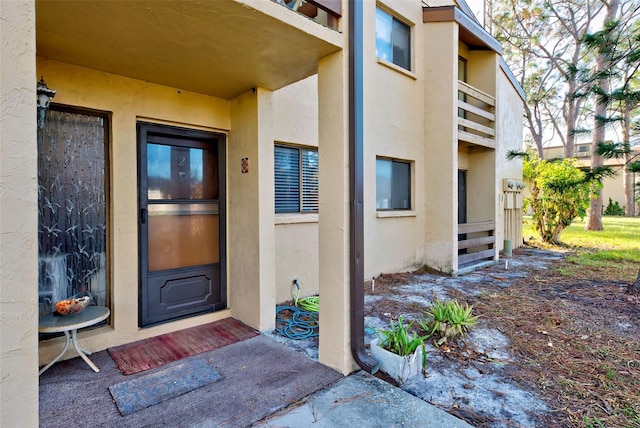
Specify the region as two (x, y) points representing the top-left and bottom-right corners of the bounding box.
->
(457, 80), (495, 149)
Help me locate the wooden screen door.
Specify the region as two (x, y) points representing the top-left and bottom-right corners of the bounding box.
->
(138, 123), (226, 327)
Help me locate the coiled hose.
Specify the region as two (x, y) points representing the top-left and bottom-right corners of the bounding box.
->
(274, 280), (319, 339)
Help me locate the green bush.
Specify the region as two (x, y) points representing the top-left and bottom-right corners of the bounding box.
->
(603, 197), (625, 216)
(524, 156), (596, 244)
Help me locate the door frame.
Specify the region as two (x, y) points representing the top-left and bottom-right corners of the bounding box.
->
(137, 122), (227, 327)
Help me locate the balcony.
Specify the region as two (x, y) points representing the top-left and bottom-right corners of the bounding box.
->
(274, 0), (342, 29)
(36, 1), (343, 100)
(457, 81), (496, 149)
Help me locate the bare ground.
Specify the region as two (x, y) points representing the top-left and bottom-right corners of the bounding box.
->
(363, 247), (640, 428)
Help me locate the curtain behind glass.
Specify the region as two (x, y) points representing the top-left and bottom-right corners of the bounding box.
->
(37, 109), (107, 315)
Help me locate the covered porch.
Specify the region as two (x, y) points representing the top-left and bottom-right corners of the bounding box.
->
(1, 0), (361, 424)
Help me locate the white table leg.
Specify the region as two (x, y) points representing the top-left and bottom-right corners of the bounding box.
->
(71, 329), (100, 372)
(78, 347), (92, 355)
(39, 330), (71, 376)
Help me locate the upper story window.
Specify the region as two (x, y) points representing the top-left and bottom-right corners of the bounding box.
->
(275, 145), (319, 213)
(376, 157), (411, 210)
(375, 7), (411, 71)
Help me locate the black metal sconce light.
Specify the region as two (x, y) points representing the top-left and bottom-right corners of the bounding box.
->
(37, 77), (56, 129)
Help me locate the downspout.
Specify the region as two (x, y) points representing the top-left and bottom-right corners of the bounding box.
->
(349, 0), (379, 374)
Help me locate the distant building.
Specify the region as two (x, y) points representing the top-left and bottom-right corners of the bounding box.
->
(543, 143), (640, 215)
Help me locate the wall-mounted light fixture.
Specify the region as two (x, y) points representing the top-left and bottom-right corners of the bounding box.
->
(37, 77), (56, 129)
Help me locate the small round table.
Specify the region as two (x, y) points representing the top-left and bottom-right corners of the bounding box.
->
(38, 306), (110, 375)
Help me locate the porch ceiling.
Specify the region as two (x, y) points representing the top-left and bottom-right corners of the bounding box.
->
(36, 0), (342, 100)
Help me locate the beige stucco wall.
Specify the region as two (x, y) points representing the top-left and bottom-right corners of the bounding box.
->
(273, 76), (320, 303)
(364, 0), (426, 278)
(1, 1), (40, 425)
(423, 21), (459, 273)
(35, 58), (236, 365)
(228, 88), (277, 331)
(468, 51), (497, 96)
(495, 67), (525, 249)
(601, 172), (627, 210)
(317, 50), (358, 374)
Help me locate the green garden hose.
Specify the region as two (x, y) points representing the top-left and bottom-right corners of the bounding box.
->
(293, 279), (319, 313)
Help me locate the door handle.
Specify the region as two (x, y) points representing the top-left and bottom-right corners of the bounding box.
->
(140, 208), (147, 224)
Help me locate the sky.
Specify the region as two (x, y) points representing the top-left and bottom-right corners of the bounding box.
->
(465, 0), (485, 24)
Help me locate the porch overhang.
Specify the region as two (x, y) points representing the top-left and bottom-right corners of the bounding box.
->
(422, 6), (501, 54)
(36, 0), (343, 100)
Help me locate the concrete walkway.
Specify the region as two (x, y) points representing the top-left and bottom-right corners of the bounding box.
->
(39, 333), (472, 427)
(255, 371), (473, 427)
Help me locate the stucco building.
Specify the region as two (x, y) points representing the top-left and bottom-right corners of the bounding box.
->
(1, 0), (524, 424)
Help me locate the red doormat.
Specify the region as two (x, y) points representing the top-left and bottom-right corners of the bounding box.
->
(108, 318), (259, 375)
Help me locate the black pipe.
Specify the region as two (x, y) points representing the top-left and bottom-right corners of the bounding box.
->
(349, 0), (379, 374)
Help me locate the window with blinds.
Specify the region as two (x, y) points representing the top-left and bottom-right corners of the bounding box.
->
(275, 145), (319, 213)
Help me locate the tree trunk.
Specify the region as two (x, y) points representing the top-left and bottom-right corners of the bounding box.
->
(585, 0), (618, 231)
(564, 80), (578, 159)
(622, 103), (636, 217)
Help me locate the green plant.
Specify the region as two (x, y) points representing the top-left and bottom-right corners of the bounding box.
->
(420, 299), (478, 346)
(510, 151), (600, 244)
(376, 316), (428, 368)
(603, 197), (625, 216)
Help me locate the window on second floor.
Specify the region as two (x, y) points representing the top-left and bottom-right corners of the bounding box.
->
(274, 145), (319, 214)
(376, 157), (411, 210)
(375, 7), (411, 71)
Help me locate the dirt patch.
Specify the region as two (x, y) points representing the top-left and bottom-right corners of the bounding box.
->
(364, 247), (640, 428)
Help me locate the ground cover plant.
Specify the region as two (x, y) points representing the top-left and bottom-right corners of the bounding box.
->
(366, 216), (640, 427)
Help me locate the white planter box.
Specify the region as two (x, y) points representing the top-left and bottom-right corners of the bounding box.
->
(370, 338), (424, 384)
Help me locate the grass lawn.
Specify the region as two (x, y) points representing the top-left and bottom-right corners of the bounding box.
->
(523, 216), (640, 279)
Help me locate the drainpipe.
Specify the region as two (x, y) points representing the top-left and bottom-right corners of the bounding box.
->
(349, 0), (379, 374)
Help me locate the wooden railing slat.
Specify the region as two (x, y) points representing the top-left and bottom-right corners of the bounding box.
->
(458, 235), (495, 250)
(458, 100), (495, 121)
(458, 130), (496, 148)
(458, 117), (495, 136)
(458, 80), (495, 106)
(458, 221), (495, 234)
(458, 248), (495, 265)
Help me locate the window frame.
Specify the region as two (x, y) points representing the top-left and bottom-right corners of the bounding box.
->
(375, 156), (412, 211)
(375, 6), (412, 72)
(274, 144), (319, 214)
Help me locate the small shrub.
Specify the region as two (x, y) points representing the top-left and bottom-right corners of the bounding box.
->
(420, 299), (478, 346)
(603, 197), (625, 216)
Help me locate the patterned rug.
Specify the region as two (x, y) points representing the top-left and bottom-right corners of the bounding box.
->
(108, 318), (258, 375)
